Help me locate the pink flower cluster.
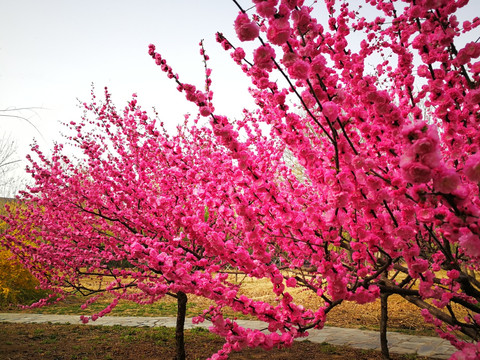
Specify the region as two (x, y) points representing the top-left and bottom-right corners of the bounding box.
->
(400, 122), (441, 184)
(234, 12), (259, 42)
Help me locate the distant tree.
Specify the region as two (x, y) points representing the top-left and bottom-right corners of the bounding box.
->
(0, 134), (20, 197)
(1, 92), (289, 360)
(0, 107), (42, 197)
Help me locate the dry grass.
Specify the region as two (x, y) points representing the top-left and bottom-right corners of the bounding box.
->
(4, 271), (451, 336)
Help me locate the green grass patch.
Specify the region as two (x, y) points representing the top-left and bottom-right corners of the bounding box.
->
(3, 293), (200, 317)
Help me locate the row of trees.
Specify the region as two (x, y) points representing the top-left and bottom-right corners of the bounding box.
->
(2, 0), (480, 359)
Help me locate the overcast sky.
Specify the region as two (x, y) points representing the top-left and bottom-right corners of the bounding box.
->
(1, 0), (254, 178)
(1, 0), (480, 196)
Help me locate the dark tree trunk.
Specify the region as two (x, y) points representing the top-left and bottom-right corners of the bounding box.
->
(380, 291), (390, 360)
(174, 291), (188, 360)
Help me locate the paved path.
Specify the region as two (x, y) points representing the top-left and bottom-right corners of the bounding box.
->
(0, 313), (456, 359)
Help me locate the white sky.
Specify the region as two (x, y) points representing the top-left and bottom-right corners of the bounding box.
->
(1, 0), (479, 196)
(1, 0), (254, 180)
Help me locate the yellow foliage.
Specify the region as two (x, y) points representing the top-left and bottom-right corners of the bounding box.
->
(0, 247), (46, 307)
(0, 199), (47, 307)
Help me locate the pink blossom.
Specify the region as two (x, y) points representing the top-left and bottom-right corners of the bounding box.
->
(253, 44), (276, 71)
(419, 150), (441, 169)
(130, 242), (145, 258)
(274, 92), (286, 106)
(272, 273), (283, 284)
(447, 270), (460, 280)
(232, 47), (246, 64)
(401, 122), (427, 142)
(310, 56), (326, 76)
(464, 153), (480, 182)
(282, 52), (298, 67)
(402, 162), (432, 183)
(471, 61), (480, 73)
(410, 258), (429, 275)
(433, 168), (460, 193)
(459, 232), (480, 258)
(286, 277), (297, 287)
(465, 89), (480, 106)
(288, 59), (309, 80)
(291, 5), (311, 33)
(322, 101), (339, 120)
(412, 137), (437, 155)
(267, 23), (291, 45)
(234, 12), (260, 42)
(455, 42), (480, 66)
(281, 0), (300, 9)
(254, 0), (278, 18)
(247, 330), (266, 347)
(451, 342), (480, 360)
(199, 106), (212, 117)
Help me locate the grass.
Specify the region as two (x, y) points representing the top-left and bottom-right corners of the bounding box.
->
(1, 273), (451, 337)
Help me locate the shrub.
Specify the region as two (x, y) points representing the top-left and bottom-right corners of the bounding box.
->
(0, 246), (48, 308)
(0, 201), (48, 308)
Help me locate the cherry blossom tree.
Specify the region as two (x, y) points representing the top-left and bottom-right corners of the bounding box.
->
(1, 88), (314, 360)
(2, 0), (480, 359)
(147, 0), (480, 358)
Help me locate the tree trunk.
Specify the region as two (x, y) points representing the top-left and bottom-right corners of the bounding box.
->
(380, 291), (390, 360)
(174, 291), (188, 360)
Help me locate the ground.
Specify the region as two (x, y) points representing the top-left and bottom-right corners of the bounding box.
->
(0, 322), (431, 360)
(0, 275), (456, 359)
(2, 276), (441, 336)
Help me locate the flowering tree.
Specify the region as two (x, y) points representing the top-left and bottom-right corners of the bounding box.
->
(1, 89), (316, 360)
(147, 0), (480, 358)
(2, 0), (480, 359)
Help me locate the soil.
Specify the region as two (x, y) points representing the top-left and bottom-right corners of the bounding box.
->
(0, 275), (452, 359)
(0, 323), (430, 360)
